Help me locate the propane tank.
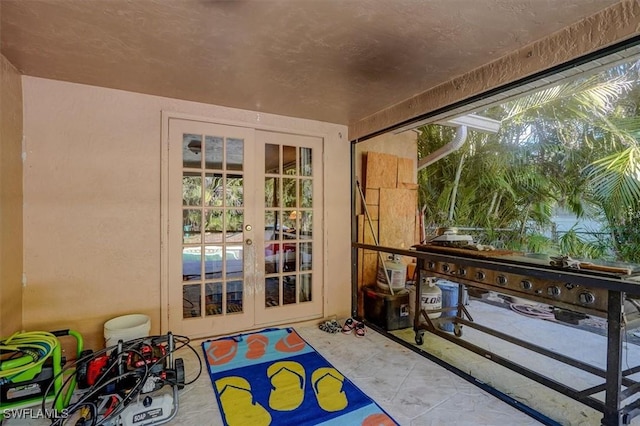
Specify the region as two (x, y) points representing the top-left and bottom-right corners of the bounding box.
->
(376, 255), (407, 293)
(409, 277), (442, 322)
(421, 277), (442, 319)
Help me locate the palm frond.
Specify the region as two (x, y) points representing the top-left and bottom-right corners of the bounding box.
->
(585, 146), (640, 212)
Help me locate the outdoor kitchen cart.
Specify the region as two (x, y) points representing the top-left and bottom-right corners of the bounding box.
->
(353, 242), (640, 426)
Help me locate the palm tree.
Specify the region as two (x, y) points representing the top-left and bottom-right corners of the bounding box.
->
(417, 60), (640, 260)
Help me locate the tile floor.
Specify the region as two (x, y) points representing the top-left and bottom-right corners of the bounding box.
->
(5, 298), (640, 425)
(168, 317), (543, 426)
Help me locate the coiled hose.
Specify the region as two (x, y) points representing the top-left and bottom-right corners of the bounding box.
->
(0, 331), (59, 385)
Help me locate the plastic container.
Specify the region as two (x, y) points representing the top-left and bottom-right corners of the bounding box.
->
(104, 314), (151, 348)
(376, 255), (407, 293)
(408, 278), (442, 323)
(437, 281), (460, 332)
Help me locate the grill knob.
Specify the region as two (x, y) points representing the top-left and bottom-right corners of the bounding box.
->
(497, 275), (508, 285)
(442, 264), (451, 273)
(428, 261), (436, 270)
(475, 271), (486, 281)
(459, 268), (467, 276)
(579, 292), (596, 304)
(547, 286), (561, 297)
(520, 280), (532, 290)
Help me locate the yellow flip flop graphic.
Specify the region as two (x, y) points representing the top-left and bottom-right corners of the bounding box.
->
(215, 376), (272, 425)
(312, 367), (348, 412)
(267, 361), (305, 411)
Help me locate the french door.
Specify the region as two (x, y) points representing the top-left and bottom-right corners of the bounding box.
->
(166, 118), (323, 338)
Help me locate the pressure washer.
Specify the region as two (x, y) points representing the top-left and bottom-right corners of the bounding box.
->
(48, 332), (200, 426)
(0, 330), (83, 421)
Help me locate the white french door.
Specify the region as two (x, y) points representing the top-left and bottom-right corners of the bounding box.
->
(166, 118), (323, 338)
(254, 130), (323, 325)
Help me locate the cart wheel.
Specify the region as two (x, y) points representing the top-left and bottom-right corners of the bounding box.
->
(415, 333), (424, 345)
(454, 324), (463, 337)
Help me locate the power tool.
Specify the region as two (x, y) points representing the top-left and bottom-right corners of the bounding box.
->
(53, 332), (194, 426)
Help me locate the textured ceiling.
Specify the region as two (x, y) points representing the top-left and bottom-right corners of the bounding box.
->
(0, 0), (622, 125)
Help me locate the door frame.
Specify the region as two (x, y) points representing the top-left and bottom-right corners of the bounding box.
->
(160, 111), (328, 335)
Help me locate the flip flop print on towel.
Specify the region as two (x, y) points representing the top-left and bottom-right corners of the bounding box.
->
(275, 330), (306, 352)
(312, 367), (348, 412)
(246, 333), (269, 359)
(215, 376), (272, 426)
(206, 339), (238, 366)
(267, 361), (305, 411)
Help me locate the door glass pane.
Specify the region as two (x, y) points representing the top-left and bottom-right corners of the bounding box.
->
(183, 134), (202, 168)
(284, 211), (297, 238)
(204, 245), (223, 280)
(265, 144), (279, 173)
(183, 284), (201, 318)
(301, 211), (312, 239)
(226, 175), (244, 207)
(283, 178), (296, 208)
(283, 275), (296, 305)
(204, 136), (223, 170)
(265, 277), (280, 307)
(204, 209), (223, 243)
(300, 179), (312, 208)
(300, 242), (312, 271)
(226, 246), (243, 279)
(265, 211), (279, 241)
(205, 283), (222, 316)
(300, 274), (312, 302)
(205, 173), (224, 207)
(283, 145), (297, 175)
(265, 243), (279, 273)
(265, 177), (279, 207)
(300, 147), (312, 176)
(283, 243), (296, 273)
(183, 247), (201, 281)
(227, 138), (244, 171)
(227, 281), (243, 313)
(183, 210), (201, 243)
(225, 210), (243, 242)
(183, 172), (202, 206)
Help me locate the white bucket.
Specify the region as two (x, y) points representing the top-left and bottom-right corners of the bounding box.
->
(104, 314), (151, 348)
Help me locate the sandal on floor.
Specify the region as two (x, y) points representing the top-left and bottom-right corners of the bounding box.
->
(341, 318), (357, 334)
(319, 319), (341, 334)
(354, 321), (366, 337)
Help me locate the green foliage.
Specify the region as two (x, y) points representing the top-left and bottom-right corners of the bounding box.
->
(416, 59), (640, 262)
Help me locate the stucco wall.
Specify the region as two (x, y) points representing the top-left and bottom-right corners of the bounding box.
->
(0, 54), (23, 337)
(22, 77), (349, 349)
(350, 0), (640, 140)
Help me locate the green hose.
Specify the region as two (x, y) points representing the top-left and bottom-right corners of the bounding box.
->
(0, 331), (59, 383)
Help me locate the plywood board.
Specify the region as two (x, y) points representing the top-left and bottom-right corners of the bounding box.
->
(363, 252), (378, 286)
(397, 157), (415, 185)
(366, 152), (397, 189)
(363, 219), (378, 245)
(366, 204), (379, 221)
(398, 182), (419, 190)
(365, 188), (380, 205)
(379, 188), (417, 250)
